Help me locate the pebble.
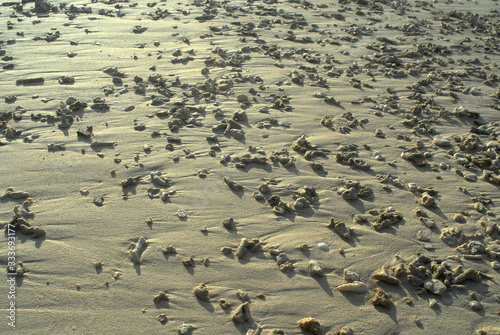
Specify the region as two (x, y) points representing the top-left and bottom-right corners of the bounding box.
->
(130, 237), (147, 263)
(433, 136), (451, 147)
(469, 300), (483, 311)
(177, 210), (187, 219)
(371, 287), (390, 307)
(231, 302), (251, 323)
(417, 230), (430, 241)
(420, 192), (436, 207)
(222, 217), (235, 230)
(343, 269), (360, 282)
(178, 323), (193, 335)
(428, 298), (438, 308)
(297, 317), (321, 335)
(337, 281), (367, 293)
(193, 283), (209, 301)
(308, 260), (324, 277)
(424, 279), (447, 295)
(342, 187), (358, 200)
(490, 261), (500, 270)
(317, 243), (329, 252)
(3, 2), (500, 333)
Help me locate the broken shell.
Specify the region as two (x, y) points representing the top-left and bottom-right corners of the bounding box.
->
(337, 281), (367, 293)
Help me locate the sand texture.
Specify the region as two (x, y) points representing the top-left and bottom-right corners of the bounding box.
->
(1, 0), (500, 334)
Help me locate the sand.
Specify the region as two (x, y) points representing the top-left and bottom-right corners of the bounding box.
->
(1, 0), (500, 334)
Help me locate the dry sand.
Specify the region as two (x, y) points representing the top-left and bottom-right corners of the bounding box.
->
(1, 0), (500, 334)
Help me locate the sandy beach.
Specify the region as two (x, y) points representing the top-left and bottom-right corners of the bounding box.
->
(1, 0), (500, 334)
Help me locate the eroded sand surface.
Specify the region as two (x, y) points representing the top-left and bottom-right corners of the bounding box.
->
(1, 0), (500, 334)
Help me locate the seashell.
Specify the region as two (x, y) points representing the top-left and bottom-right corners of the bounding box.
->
(235, 238), (250, 258)
(317, 243), (329, 251)
(337, 281), (367, 293)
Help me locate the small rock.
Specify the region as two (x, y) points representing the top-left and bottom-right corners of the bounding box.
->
(417, 230), (430, 241)
(157, 313), (167, 323)
(178, 323), (193, 335)
(161, 246), (176, 254)
(428, 298), (438, 308)
(93, 195), (104, 206)
(182, 257), (194, 266)
(177, 210), (187, 219)
(219, 299), (232, 309)
(222, 217), (235, 230)
(490, 261), (500, 270)
(236, 94), (249, 102)
(153, 291), (169, 303)
(423, 242), (434, 250)
(230, 129), (245, 139)
(337, 281), (367, 293)
(440, 227), (465, 247)
(342, 187), (358, 200)
(330, 218), (351, 239)
(371, 287), (390, 307)
(433, 136), (451, 147)
(424, 279), (447, 295)
(308, 260), (324, 277)
(293, 197), (310, 209)
(469, 300), (483, 311)
(298, 317), (321, 335)
(231, 302), (250, 323)
(332, 326), (353, 335)
(276, 253), (289, 265)
(193, 283), (209, 301)
(343, 269), (360, 282)
(464, 173), (478, 182)
(374, 129), (385, 138)
(420, 192), (436, 207)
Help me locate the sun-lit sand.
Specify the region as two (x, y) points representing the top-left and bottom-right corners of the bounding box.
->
(1, 0), (500, 334)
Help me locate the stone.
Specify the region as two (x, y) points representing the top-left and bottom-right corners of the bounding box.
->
(342, 187), (358, 200)
(420, 192), (436, 207)
(424, 279), (447, 295)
